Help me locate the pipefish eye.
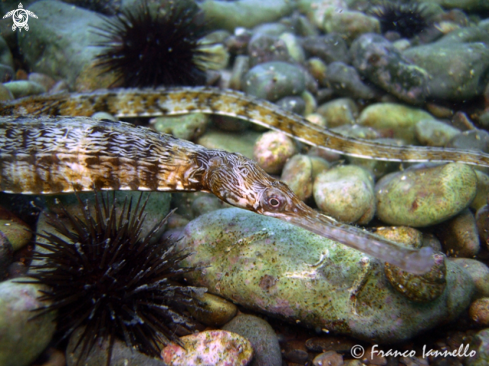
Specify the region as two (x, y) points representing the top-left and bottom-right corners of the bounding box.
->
(263, 189), (286, 210)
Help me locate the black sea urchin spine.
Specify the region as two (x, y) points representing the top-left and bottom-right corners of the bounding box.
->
(93, 2), (210, 88)
(23, 192), (206, 365)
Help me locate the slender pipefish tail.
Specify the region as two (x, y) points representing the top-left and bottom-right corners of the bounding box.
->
(0, 86), (488, 167)
(0, 116), (433, 274)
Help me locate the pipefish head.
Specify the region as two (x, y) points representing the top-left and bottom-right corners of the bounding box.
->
(203, 151), (435, 275)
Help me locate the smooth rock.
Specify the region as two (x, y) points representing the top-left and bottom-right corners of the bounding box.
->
(376, 163), (477, 227)
(188, 293), (237, 327)
(466, 328), (489, 366)
(323, 9), (380, 43)
(18, 1), (117, 90)
(447, 129), (489, 155)
(243, 61), (307, 102)
(0, 280), (56, 366)
(313, 165), (375, 224)
(178, 208), (474, 343)
(350, 34), (429, 104)
(469, 298), (489, 326)
(279, 32), (306, 63)
(313, 350), (344, 366)
(0, 83), (13, 101)
(161, 330), (253, 366)
(253, 131), (297, 174)
(247, 33), (293, 67)
(472, 171), (489, 211)
(302, 34), (349, 64)
(276, 96), (306, 115)
(197, 129), (261, 160)
(316, 98), (358, 128)
(325, 61), (377, 100)
(3, 80), (46, 98)
(201, 0), (295, 32)
(450, 258), (489, 298)
(358, 103), (434, 144)
(152, 113), (209, 141)
(414, 119), (461, 147)
(0, 218), (32, 251)
(404, 42), (489, 101)
(435, 209), (480, 258)
(223, 314), (282, 366)
(28, 72), (56, 92)
(0, 231), (12, 279)
(476, 205), (489, 249)
(66, 327), (165, 366)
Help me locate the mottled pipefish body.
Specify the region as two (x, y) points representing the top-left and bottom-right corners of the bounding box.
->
(0, 117), (433, 274)
(1, 86), (489, 166)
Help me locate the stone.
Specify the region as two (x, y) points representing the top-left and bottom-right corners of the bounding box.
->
(376, 163), (477, 227)
(253, 131), (297, 174)
(223, 314), (282, 366)
(0, 280), (56, 366)
(152, 113), (209, 141)
(178, 208), (474, 343)
(161, 330), (253, 366)
(188, 293), (237, 327)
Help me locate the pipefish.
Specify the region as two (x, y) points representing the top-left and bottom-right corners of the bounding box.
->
(0, 87), (486, 274)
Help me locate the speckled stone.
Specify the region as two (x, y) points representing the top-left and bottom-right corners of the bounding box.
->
(323, 9), (380, 43)
(177, 208), (474, 343)
(223, 314), (282, 366)
(476, 204), (489, 249)
(3, 80), (46, 98)
(414, 119), (461, 147)
(188, 293), (237, 327)
(375, 163), (477, 227)
(472, 171), (489, 211)
(0, 280), (57, 366)
(152, 113), (209, 141)
(253, 131), (297, 174)
(197, 129), (261, 160)
(316, 98), (358, 128)
(435, 209), (480, 258)
(358, 103), (434, 144)
(450, 258), (489, 298)
(466, 328), (489, 366)
(313, 165), (375, 224)
(469, 298), (489, 326)
(161, 330), (253, 366)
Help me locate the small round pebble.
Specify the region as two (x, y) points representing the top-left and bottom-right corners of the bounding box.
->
(3, 80), (46, 98)
(471, 171), (489, 211)
(469, 298), (489, 326)
(223, 314), (281, 366)
(476, 204), (489, 249)
(376, 163), (477, 227)
(152, 114), (209, 141)
(0, 280), (56, 366)
(450, 258), (489, 298)
(187, 293), (237, 327)
(281, 154), (313, 201)
(316, 98), (358, 128)
(313, 350), (344, 366)
(161, 330), (253, 366)
(313, 165), (375, 224)
(435, 209), (480, 258)
(0, 219), (32, 251)
(253, 131), (297, 174)
(191, 195), (225, 217)
(414, 119), (461, 147)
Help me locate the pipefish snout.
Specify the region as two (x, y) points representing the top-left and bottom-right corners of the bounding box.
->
(0, 117), (433, 274)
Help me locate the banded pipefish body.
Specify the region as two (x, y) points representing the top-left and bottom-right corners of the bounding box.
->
(1, 87), (487, 274)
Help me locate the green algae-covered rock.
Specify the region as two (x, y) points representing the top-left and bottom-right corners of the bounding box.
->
(0, 280), (56, 366)
(178, 208), (474, 343)
(358, 103), (434, 144)
(375, 163), (477, 227)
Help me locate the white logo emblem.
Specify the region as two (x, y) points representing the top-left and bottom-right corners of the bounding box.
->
(2, 3), (37, 32)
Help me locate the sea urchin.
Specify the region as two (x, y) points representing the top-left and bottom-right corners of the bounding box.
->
(24, 193), (205, 365)
(371, 1), (430, 39)
(93, 2), (211, 87)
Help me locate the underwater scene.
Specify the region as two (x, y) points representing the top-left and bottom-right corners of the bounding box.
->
(0, 0), (488, 365)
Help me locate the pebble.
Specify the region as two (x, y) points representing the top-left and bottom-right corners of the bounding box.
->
(243, 61), (306, 102)
(188, 293), (237, 327)
(325, 61), (377, 100)
(316, 98), (358, 128)
(276, 96), (306, 115)
(375, 163), (477, 227)
(152, 113), (209, 141)
(435, 209), (480, 258)
(27, 72), (56, 92)
(323, 8), (380, 43)
(222, 314), (282, 366)
(0, 280), (57, 366)
(3, 80), (46, 98)
(280, 154), (313, 201)
(305, 336), (355, 353)
(0, 231), (12, 279)
(306, 57), (328, 86)
(0, 64), (14, 83)
(253, 131), (297, 174)
(283, 340), (309, 364)
(161, 330), (253, 366)
(229, 55), (250, 91)
(247, 33), (292, 67)
(414, 119), (461, 147)
(466, 328), (489, 365)
(178, 208), (473, 343)
(313, 350), (344, 366)
(91, 111), (117, 122)
(404, 42), (489, 101)
(313, 165), (375, 224)
(197, 129), (261, 160)
(450, 258), (489, 298)
(469, 298), (489, 326)
(301, 34), (349, 64)
(447, 129), (489, 154)
(66, 327), (165, 366)
(201, 0), (295, 32)
(350, 34), (429, 104)
(279, 32), (306, 63)
(475, 204), (489, 249)
(358, 103), (434, 144)
(191, 194), (226, 217)
(0, 83), (13, 101)
(0, 218), (32, 251)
